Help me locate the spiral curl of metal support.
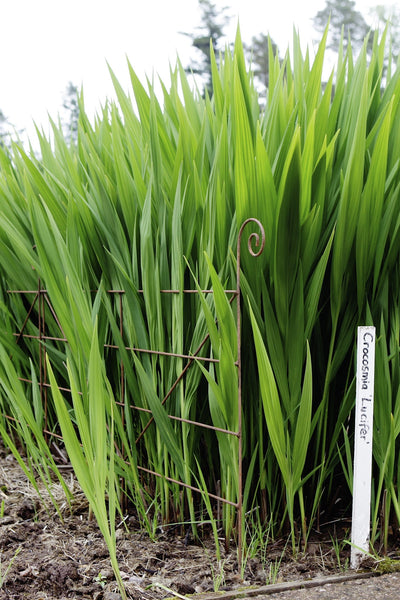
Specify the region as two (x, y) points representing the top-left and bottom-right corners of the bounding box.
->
(237, 217), (266, 269)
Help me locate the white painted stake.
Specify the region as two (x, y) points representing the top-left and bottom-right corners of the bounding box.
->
(351, 326), (376, 569)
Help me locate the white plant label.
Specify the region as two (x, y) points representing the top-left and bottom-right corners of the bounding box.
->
(351, 326), (376, 569)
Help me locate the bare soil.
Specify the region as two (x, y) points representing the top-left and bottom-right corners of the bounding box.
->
(0, 440), (398, 600)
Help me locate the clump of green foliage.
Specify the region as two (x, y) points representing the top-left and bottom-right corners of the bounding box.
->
(0, 26), (400, 594)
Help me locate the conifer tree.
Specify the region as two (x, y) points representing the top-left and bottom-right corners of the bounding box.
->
(182, 0), (231, 96)
(313, 0), (371, 53)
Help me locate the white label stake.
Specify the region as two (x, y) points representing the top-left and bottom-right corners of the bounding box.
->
(351, 326), (376, 569)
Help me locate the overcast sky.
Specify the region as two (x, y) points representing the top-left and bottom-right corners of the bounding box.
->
(0, 0), (394, 143)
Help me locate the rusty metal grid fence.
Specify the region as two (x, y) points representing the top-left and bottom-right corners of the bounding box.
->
(4, 218), (265, 561)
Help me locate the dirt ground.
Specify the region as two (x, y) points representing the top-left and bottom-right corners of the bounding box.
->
(0, 440), (399, 600)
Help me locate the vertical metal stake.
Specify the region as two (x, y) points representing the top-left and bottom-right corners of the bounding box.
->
(38, 280), (48, 443)
(119, 292), (127, 510)
(236, 218), (266, 569)
(42, 289), (48, 440)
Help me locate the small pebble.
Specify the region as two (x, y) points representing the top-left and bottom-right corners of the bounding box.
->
(103, 592), (123, 600)
(128, 575), (145, 586)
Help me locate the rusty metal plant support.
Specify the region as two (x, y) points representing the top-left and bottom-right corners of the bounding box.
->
(236, 218), (266, 561)
(6, 218), (265, 567)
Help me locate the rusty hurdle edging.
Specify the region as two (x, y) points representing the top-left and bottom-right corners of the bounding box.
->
(6, 218), (265, 565)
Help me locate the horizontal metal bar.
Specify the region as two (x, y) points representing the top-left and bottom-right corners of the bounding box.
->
(136, 465), (239, 508)
(41, 335), (68, 342)
(166, 414), (239, 436)
(17, 378), (80, 396)
(1, 413), (18, 423)
(17, 377), (37, 386)
(12, 333), (68, 342)
(114, 401), (239, 436)
(137, 289), (237, 294)
(104, 344), (220, 363)
(42, 429), (64, 441)
(42, 382), (79, 395)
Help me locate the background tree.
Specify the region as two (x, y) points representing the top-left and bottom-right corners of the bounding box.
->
(0, 110), (24, 150)
(313, 0), (372, 54)
(369, 4), (400, 62)
(62, 81), (79, 145)
(244, 33), (280, 93)
(0, 110), (12, 149)
(182, 0), (231, 96)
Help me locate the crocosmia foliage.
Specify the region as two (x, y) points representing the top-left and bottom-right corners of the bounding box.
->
(1, 27), (400, 568)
